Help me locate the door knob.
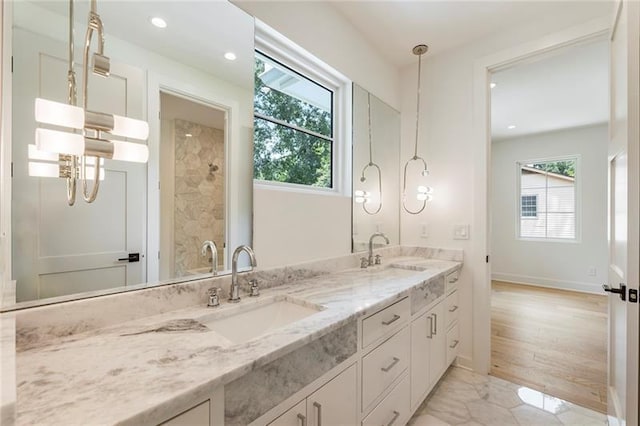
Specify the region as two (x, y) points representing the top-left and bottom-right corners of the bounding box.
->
(603, 283), (626, 301)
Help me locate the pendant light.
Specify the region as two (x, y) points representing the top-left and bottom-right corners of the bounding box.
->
(28, 0), (149, 205)
(356, 92), (382, 215)
(402, 44), (433, 215)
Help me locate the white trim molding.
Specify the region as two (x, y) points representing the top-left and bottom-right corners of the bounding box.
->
(491, 273), (603, 295)
(254, 19), (352, 197)
(471, 15), (610, 374)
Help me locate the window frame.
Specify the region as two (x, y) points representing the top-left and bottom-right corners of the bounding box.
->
(515, 155), (581, 243)
(253, 20), (351, 196)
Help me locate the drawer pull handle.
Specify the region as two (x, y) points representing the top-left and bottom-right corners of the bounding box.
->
(313, 402), (322, 426)
(449, 305), (459, 313)
(297, 413), (307, 426)
(450, 339), (459, 349)
(386, 410), (401, 426)
(427, 315), (433, 339)
(432, 313), (438, 335)
(449, 277), (459, 283)
(381, 314), (401, 326)
(381, 357), (400, 372)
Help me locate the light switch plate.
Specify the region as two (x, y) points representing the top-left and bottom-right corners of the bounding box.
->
(453, 224), (470, 240)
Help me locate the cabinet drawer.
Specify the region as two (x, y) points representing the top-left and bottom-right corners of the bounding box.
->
(362, 298), (409, 348)
(445, 290), (459, 329)
(161, 400), (209, 426)
(446, 323), (460, 366)
(362, 374), (410, 426)
(445, 270), (459, 294)
(362, 326), (409, 411)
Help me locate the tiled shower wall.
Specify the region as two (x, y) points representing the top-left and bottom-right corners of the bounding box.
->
(174, 119), (225, 276)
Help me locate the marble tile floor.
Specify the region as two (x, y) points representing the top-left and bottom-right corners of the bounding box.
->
(408, 367), (608, 426)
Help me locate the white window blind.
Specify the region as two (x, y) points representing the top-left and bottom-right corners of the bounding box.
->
(518, 159), (577, 240)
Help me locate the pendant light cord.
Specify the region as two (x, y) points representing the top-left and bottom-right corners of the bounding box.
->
(414, 51), (422, 159)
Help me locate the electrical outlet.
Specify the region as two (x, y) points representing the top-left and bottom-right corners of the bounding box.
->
(420, 223), (429, 238)
(588, 266), (597, 277)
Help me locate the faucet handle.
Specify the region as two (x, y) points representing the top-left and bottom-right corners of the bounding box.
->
(249, 279), (260, 297)
(375, 254), (382, 265)
(207, 288), (221, 307)
(360, 257), (369, 269)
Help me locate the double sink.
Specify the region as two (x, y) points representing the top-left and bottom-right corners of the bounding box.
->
(190, 260), (437, 346)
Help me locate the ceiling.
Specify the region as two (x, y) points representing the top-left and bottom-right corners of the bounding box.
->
(491, 38), (608, 141)
(28, 1), (254, 90)
(331, 1), (613, 67)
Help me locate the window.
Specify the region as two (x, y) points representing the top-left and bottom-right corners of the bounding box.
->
(521, 195), (538, 218)
(518, 158), (578, 240)
(253, 51), (334, 188)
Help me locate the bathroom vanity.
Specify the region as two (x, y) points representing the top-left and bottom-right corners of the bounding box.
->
(10, 246), (462, 425)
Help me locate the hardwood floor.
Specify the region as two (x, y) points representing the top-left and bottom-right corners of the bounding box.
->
(490, 280), (608, 413)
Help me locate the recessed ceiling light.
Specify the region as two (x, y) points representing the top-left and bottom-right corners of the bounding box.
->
(150, 17), (167, 28)
(490, 82), (497, 89)
(224, 52), (237, 61)
(185, 133), (193, 138)
(508, 125), (516, 129)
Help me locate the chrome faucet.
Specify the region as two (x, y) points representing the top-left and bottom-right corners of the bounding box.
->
(229, 245), (257, 303)
(201, 240), (218, 276)
(368, 232), (390, 266)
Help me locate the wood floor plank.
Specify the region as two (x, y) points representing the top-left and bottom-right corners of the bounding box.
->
(490, 280), (607, 413)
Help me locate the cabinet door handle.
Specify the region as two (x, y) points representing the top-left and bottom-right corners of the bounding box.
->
(432, 313), (438, 335)
(427, 315), (433, 339)
(313, 402), (322, 426)
(297, 413), (307, 426)
(381, 356), (400, 372)
(449, 276), (458, 283)
(448, 305), (458, 313)
(382, 314), (400, 326)
(386, 410), (401, 426)
(450, 340), (459, 349)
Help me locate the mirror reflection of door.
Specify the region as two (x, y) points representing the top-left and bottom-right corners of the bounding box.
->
(159, 93), (227, 280)
(12, 28), (147, 302)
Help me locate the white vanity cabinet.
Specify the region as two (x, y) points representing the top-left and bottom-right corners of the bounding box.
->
(409, 300), (446, 409)
(161, 401), (210, 426)
(268, 363), (357, 426)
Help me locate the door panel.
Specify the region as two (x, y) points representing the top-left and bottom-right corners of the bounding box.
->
(607, 1), (639, 424)
(12, 28), (146, 301)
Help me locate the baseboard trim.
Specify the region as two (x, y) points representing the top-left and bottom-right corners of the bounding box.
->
(491, 272), (603, 295)
(454, 355), (473, 370)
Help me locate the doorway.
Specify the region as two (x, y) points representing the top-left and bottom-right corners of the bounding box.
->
(158, 92), (228, 281)
(489, 39), (609, 412)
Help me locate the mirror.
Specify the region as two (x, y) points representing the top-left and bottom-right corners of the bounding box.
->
(5, 0), (254, 307)
(352, 84), (400, 252)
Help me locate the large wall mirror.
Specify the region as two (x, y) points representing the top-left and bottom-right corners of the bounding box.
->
(4, 0), (254, 307)
(352, 84), (400, 252)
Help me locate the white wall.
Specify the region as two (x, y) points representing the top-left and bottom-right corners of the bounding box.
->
(398, 14), (611, 369)
(491, 125), (608, 293)
(234, 1), (401, 268)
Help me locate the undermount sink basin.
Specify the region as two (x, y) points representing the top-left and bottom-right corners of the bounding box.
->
(199, 296), (324, 345)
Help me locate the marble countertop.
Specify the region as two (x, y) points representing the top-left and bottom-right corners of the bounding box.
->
(14, 256), (461, 425)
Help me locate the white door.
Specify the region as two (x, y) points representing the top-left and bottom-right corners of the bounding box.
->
(410, 311), (431, 409)
(12, 28), (147, 301)
(306, 364), (357, 426)
(606, 1), (639, 425)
